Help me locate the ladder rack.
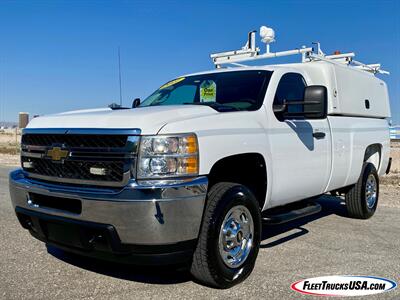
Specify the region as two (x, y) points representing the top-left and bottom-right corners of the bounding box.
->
(210, 27), (389, 75)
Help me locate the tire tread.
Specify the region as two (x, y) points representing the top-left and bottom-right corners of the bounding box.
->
(190, 182), (237, 287)
(345, 163), (378, 219)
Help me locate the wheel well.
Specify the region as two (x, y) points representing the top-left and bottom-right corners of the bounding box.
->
(364, 144), (382, 171)
(208, 153), (267, 209)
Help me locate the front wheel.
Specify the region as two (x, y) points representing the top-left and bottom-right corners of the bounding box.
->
(345, 163), (379, 219)
(190, 182), (261, 288)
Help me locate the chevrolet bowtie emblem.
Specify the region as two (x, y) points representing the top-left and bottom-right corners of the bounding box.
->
(47, 147), (69, 161)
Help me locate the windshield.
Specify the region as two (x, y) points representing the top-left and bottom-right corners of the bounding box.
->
(139, 70), (272, 112)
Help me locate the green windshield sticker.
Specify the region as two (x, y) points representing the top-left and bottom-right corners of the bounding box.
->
(159, 77), (185, 90)
(200, 80), (217, 102)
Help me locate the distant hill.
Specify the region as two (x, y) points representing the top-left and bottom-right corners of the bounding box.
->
(0, 121), (18, 128)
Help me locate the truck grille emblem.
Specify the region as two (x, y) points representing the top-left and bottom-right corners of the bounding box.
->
(47, 147), (69, 161)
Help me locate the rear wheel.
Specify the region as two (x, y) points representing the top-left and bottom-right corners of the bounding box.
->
(190, 182), (261, 288)
(345, 163), (379, 219)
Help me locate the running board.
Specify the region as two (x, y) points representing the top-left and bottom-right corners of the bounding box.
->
(262, 202), (322, 224)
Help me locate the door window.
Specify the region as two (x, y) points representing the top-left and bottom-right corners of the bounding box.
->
(273, 73), (307, 119)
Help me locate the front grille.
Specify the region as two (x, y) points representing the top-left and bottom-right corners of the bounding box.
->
(26, 158), (124, 182)
(22, 134), (127, 148)
(21, 132), (139, 187)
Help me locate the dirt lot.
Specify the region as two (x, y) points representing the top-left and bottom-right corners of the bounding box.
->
(0, 129), (21, 166)
(0, 129), (20, 153)
(384, 141), (400, 185)
(0, 166), (399, 299)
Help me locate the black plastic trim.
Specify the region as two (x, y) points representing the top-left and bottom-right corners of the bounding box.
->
(386, 157), (392, 174)
(262, 202), (321, 224)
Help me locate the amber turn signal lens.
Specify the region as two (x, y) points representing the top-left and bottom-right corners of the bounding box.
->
(184, 156), (198, 174)
(185, 135), (198, 154)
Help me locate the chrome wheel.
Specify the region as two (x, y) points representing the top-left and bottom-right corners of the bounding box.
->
(218, 205), (254, 268)
(365, 174), (377, 209)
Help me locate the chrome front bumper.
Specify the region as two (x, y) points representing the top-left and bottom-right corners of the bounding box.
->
(9, 169), (208, 245)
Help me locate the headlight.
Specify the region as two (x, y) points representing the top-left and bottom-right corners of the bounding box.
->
(137, 133), (199, 179)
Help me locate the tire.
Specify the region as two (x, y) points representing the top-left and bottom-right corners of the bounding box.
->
(345, 163), (379, 219)
(190, 182), (262, 289)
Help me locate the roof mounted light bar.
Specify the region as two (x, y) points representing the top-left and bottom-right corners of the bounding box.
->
(210, 26), (389, 75)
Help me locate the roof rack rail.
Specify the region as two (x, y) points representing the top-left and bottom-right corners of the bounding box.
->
(210, 26), (389, 75)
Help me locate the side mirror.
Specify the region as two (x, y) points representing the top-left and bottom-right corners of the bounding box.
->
(132, 98), (141, 108)
(272, 85), (327, 119)
(303, 85), (327, 119)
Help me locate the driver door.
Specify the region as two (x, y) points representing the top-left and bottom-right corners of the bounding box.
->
(267, 72), (332, 206)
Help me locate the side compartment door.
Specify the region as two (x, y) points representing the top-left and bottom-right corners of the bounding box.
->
(267, 72), (332, 206)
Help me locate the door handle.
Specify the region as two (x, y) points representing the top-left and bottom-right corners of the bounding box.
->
(312, 132), (326, 139)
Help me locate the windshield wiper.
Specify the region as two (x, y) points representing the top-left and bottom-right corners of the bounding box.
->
(183, 102), (239, 112)
(108, 103), (130, 110)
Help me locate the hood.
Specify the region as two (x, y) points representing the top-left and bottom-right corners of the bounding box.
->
(27, 105), (218, 135)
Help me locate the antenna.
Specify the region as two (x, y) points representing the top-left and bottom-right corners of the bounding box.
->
(259, 26), (275, 53)
(118, 46), (123, 106)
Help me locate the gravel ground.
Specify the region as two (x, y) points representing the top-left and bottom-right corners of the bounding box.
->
(0, 166), (399, 299)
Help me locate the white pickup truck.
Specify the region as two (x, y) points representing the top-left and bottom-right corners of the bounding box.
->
(9, 28), (391, 288)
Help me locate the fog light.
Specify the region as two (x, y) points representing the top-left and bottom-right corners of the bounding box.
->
(90, 167), (108, 176)
(22, 161), (34, 169)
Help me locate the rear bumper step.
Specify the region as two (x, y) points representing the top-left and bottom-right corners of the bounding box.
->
(262, 202), (322, 224)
